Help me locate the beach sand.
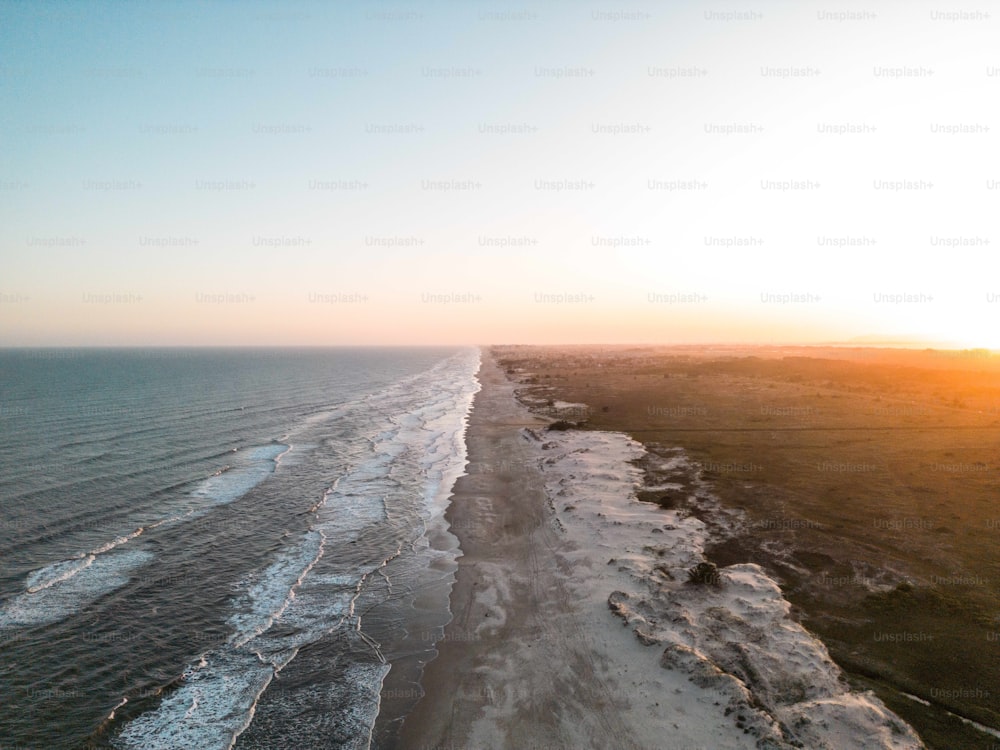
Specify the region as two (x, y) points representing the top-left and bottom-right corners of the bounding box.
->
(480, 344), (1000, 749)
(398, 351), (755, 750)
(398, 349), (922, 750)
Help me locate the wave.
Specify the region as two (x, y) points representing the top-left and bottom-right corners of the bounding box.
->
(160, 528), (340, 748)
(113, 348), (481, 749)
(227, 529), (327, 651)
(24, 555), (96, 593)
(0, 443), (290, 632)
(0, 549), (155, 629)
(186, 443), (287, 508)
(90, 527), (145, 555)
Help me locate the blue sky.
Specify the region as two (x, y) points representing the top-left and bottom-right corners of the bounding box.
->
(1, 1), (998, 346)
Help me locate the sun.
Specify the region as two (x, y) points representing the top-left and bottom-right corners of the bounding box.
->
(920, 312), (1000, 351)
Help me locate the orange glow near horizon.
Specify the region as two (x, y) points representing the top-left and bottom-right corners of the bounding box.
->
(1, 293), (991, 350)
(2, 4), (997, 350)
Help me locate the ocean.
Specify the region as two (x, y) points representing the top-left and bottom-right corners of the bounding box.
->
(0, 346), (480, 749)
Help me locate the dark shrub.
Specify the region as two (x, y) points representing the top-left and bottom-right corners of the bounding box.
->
(687, 561), (721, 586)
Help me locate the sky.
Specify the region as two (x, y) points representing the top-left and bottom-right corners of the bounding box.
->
(1, 0), (998, 347)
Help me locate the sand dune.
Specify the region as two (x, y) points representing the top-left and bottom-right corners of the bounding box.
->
(400, 350), (924, 749)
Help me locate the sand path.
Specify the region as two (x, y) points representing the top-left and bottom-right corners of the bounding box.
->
(398, 352), (652, 749)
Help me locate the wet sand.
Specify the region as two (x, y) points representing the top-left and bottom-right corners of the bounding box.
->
(395, 347), (924, 750)
(398, 351), (753, 750)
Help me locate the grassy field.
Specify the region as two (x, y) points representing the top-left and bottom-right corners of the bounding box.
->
(494, 345), (1000, 750)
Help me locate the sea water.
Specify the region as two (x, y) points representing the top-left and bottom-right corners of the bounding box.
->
(0, 347), (479, 749)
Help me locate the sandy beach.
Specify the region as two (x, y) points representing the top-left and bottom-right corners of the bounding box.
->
(483, 344), (1000, 749)
(398, 350), (747, 749)
(398, 349), (922, 750)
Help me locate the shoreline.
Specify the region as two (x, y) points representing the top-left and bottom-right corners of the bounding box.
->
(398, 347), (924, 749)
(397, 350), (707, 748)
(395, 347), (558, 747)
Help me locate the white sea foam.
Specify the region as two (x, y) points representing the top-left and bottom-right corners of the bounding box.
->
(114, 512), (381, 749)
(115, 649), (276, 750)
(90, 527), (145, 555)
(114, 348), (481, 749)
(0, 550), (154, 628)
(24, 555), (95, 593)
(227, 530), (326, 650)
(1, 443), (289, 632)
(187, 443), (287, 507)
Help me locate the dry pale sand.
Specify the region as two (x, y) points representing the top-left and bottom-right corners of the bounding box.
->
(397, 351), (760, 750)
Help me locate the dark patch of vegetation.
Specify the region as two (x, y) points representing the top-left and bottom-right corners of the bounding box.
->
(547, 419), (586, 431)
(687, 561), (721, 586)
